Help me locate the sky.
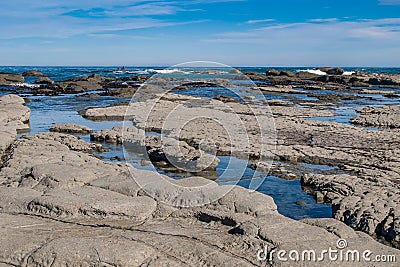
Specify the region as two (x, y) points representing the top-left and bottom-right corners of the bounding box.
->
(0, 0), (399, 66)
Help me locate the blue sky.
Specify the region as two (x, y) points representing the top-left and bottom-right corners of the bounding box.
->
(0, 0), (399, 66)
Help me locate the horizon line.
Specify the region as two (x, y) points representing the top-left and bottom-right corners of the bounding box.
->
(1, 65), (400, 68)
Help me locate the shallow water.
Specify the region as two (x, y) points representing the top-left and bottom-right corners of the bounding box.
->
(6, 91), (334, 220)
(18, 94), (131, 137)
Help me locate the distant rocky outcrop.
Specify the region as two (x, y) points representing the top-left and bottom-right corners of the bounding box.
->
(0, 73), (24, 84)
(35, 76), (54, 85)
(265, 69), (280, 76)
(317, 67), (345, 75)
(22, 70), (46, 77)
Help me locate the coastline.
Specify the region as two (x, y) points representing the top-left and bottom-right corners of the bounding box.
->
(1, 67), (399, 265)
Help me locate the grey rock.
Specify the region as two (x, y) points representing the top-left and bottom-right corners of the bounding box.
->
(83, 105), (129, 121)
(50, 123), (93, 134)
(351, 106), (400, 128)
(318, 67), (345, 75)
(0, 94), (30, 165)
(90, 126), (126, 143)
(265, 69), (280, 76)
(0, 73), (24, 84)
(0, 129), (399, 265)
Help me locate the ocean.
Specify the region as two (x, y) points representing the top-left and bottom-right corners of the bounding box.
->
(0, 66), (399, 85)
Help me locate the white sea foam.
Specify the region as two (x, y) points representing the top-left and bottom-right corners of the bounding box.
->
(146, 68), (191, 74)
(343, 71), (355, 76)
(10, 83), (40, 88)
(297, 69), (327, 75)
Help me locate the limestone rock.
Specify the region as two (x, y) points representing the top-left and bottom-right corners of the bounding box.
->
(351, 106), (400, 128)
(50, 123), (93, 134)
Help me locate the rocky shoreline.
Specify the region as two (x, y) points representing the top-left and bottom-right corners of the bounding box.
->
(82, 89), (400, 248)
(1, 67), (400, 265)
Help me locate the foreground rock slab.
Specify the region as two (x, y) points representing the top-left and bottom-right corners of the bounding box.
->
(1, 114), (399, 265)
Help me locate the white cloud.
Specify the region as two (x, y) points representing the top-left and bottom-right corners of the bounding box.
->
(201, 18), (400, 66)
(246, 19), (275, 24)
(207, 18), (400, 43)
(307, 18), (338, 23)
(379, 0), (400, 5)
(0, 1), (208, 39)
